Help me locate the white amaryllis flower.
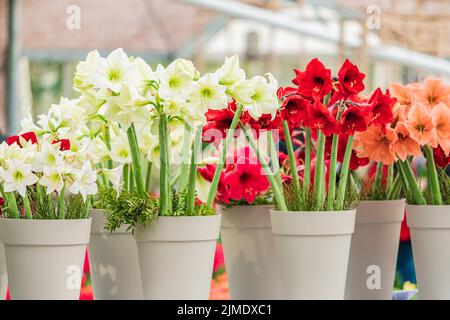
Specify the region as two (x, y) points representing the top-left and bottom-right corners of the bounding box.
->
(216, 55), (246, 87)
(77, 90), (106, 118)
(0, 159), (39, 197)
(187, 73), (228, 111)
(69, 162), (98, 201)
(227, 79), (254, 106)
(86, 137), (110, 165)
(110, 130), (132, 164)
(244, 74), (279, 120)
(39, 166), (65, 194)
(50, 97), (87, 129)
(104, 82), (150, 129)
(88, 48), (139, 93)
(34, 141), (64, 172)
(157, 58), (197, 102)
(74, 50), (101, 92)
(101, 165), (124, 194)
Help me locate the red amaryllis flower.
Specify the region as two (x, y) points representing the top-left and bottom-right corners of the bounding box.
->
(304, 99), (339, 136)
(433, 145), (450, 168)
(292, 58), (332, 99)
(198, 163), (230, 204)
(0, 197), (4, 215)
(277, 86), (296, 100)
(368, 88), (396, 127)
(6, 131), (38, 146)
(223, 147), (270, 204)
(340, 105), (372, 135)
(281, 94), (311, 129)
(337, 59), (365, 97)
(244, 111), (281, 134)
(53, 139), (71, 151)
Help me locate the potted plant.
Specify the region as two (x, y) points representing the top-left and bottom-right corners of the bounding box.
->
(344, 86), (409, 299)
(0, 131), (97, 299)
(80, 51), (279, 299)
(244, 58), (380, 299)
(387, 78), (450, 299)
(67, 49), (145, 299)
(198, 141), (282, 300)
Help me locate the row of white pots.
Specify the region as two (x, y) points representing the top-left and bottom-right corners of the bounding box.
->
(0, 201), (448, 299)
(220, 201), (450, 300)
(0, 211), (221, 300)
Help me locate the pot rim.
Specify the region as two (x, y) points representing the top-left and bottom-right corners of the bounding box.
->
(134, 214), (221, 242)
(0, 217), (92, 246)
(270, 209), (356, 236)
(359, 198), (406, 205)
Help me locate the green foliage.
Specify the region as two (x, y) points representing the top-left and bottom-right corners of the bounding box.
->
(97, 186), (216, 232)
(423, 170), (450, 205)
(221, 194), (272, 209)
(1, 187), (89, 219)
(280, 180), (359, 212)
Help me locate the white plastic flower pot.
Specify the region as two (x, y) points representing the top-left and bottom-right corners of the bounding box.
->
(271, 209), (355, 300)
(0, 218), (91, 300)
(0, 239), (7, 300)
(134, 214), (221, 300)
(407, 205), (450, 299)
(219, 205), (282, 299)
(345, 199), (405, 300)
(88, 209), (143, 300)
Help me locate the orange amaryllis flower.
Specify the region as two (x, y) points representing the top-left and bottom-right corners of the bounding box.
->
(389, 82), (415, 123)
(431, 102), (450, 155)
(405, 103), (437, 147)
(389, 82), (414, 108)
(412, 77), (450, 109)
(392, 122), (422, 161)
(355, 125), (398, 165)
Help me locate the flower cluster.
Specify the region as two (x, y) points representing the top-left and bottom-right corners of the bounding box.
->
(198, 147), (270, 204)
(0, 132), (98, 219)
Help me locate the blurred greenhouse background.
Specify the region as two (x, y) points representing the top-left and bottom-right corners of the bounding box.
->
(1, 0), (450, 136)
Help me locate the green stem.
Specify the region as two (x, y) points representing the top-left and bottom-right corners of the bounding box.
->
(399, 160), (427, 205)
(242, 124), (288, 211)
(23, 192), (33, 219)
(6, 193), (20, 219)
(387, 173), (402, 200)
(387, 164), (394, 191)
(327, 134), (339, 210)
(127, 124), (145, 194)
(179, 123), (192, 194)
(123, 164), (129, 191)
(206, 105), (244, 208)
(424, 145), (443, 205)
(268, 130), (283, 191)
(129, 165), (135, 191)
(145, 161), (153, 193)
(159, 114), (171, 215)
(313, 131), (326, 208)
(303, 128), (312, 195)
(186, 125), (202, 214)
(371, 162), (384, 195)
(104, 125), (113, 170)
(282, 121), (301, 203)
(327, 108), (342, 210)
(58, 184), (66, 219)
(336, 135), (354, 210)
